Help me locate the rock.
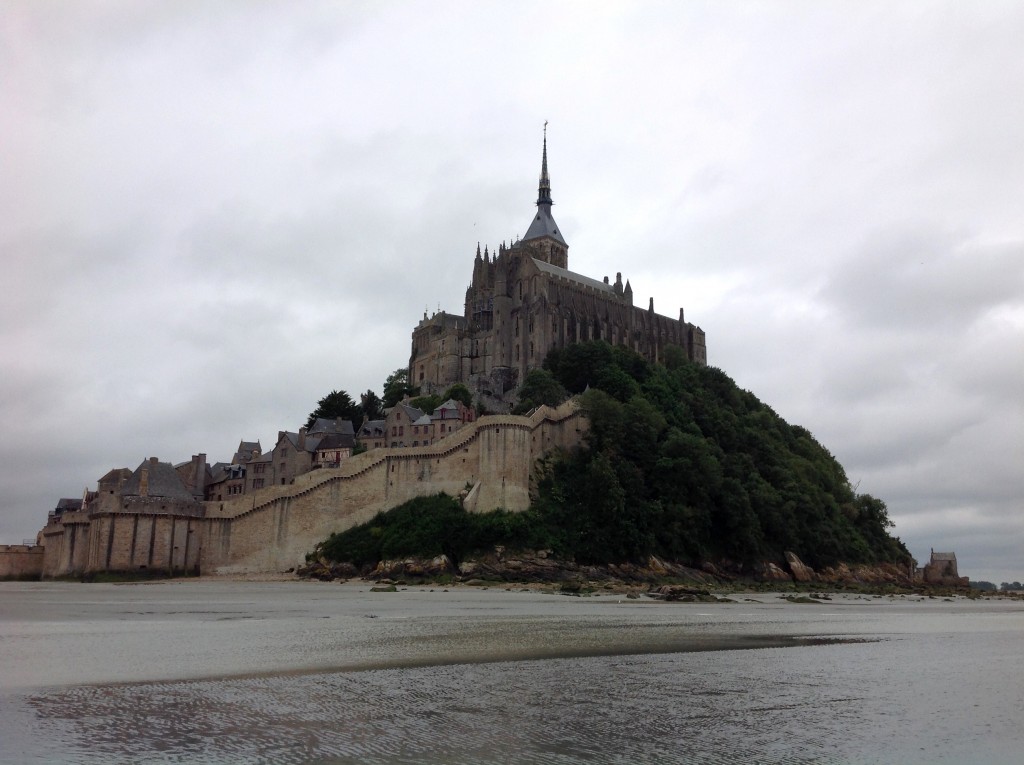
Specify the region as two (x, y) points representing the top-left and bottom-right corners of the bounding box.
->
(370, 555), (454, 580)
(296, 560), (358, 581)
(369, 584), (397, 593)
(559, 580), (584, 594)
(752, 561), (792, 582)
(648, 585), (715, 602)
(784, 551), (815, 583)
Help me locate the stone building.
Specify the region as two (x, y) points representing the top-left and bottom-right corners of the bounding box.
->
(410, 130), (707, 408)
(356, 418), (387, 450)
(921, 549), (968, 586)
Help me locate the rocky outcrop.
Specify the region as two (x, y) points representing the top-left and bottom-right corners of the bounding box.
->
(300, 547), (917, 589)
(454, 550), (718, 585)
(296, 560), (361, 581)
(816, 561), (914, 586)
(784, 551), (816, 583)
(750, 560), (792, 582)
(370, 555), (456, 580)
(648, 585), (722, 603)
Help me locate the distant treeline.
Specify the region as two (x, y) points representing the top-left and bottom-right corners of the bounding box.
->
(316, 342), (911, 570)
(971, 581), (1022, 592)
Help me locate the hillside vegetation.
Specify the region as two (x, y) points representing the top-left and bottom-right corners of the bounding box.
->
(316, 342), (910, 571)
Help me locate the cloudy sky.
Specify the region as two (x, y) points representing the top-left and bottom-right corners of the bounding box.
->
(3, 1), (1021, 583)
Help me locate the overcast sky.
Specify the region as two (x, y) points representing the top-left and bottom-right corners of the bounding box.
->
(3, 1), (1021, 583)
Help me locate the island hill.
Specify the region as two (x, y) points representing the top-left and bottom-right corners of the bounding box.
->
(2, 133), (958, 588)
(303, 340), (918, 588)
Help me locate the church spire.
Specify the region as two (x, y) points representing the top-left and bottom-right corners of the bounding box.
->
(537, 120), (552, 206)
(522, 123), (566, 251)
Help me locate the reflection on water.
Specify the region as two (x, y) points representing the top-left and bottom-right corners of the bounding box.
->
(2, 583), (1023, 764)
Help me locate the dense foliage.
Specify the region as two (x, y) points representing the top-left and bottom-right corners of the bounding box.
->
(305, 389), (383, 430)
(305, 390), (362, 430)
(317, 342), (910, 570)
(409, 384), (476, 416)
(534, 342), (910, 567)
(317, 494), (550, 568)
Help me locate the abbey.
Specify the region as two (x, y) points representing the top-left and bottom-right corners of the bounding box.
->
(410, 132), (707, 407)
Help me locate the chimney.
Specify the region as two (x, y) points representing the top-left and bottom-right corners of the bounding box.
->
(298, 427), (307, 450)
(139, 467), (150, 497)
(192, 453), (207, 498)
(679, 307), (685, 323)
(649, 297), (654, 312)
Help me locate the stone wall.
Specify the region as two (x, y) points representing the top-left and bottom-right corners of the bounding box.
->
(38, 401), (586, 578)
(199, 401), (585, 574)
(0, 544), (43, 578)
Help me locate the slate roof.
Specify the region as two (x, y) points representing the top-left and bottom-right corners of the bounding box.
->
(931, 551), (957, 561)
(308, 418), (356, 437)
(316, 432), (356, 450)
(359, 419), (386, 438)
(233, 440), (262, 462)
(531, 257), (614, 294)
(98, 467), (133, 485)
(394, 403), (426, 422)
(523, 205), (566, 245)
(280, 431), (322, 453)
(121, 458), (198, 501)
(55, 498), (83, 514)
(433, 399), (462, 418)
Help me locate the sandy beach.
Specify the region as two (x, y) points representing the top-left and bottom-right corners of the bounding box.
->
(4, 579), (1024, 764)
(0, 577), (1003, 689)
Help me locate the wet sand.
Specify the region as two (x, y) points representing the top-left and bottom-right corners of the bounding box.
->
(3, 580), (1023, 764)
(0, 578), (992, 690)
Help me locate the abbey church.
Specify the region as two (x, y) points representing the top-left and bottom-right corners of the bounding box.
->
(410, 131), (707, 407)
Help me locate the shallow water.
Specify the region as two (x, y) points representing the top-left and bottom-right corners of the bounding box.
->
(2, 581), (1022, 764)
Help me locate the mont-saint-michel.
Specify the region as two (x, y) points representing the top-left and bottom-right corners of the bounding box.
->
(0, 134), (960, 592)
(5, 6), (1023, 764)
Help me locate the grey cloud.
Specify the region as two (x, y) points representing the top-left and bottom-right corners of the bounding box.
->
(823, 229), (1024, 331)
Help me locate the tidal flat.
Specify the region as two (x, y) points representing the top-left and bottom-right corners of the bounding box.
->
(1, 579), (1022, 764)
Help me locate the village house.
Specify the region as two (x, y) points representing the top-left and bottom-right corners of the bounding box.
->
(384, 402), (426, 449)
(356, 418), (386, 450)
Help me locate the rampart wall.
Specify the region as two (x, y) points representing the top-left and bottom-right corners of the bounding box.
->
(37, 401), (586, 578)
(199, 401), (584, 574)
(0, 544), (44, 579)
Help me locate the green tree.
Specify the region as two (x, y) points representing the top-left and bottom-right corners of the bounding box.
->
(305, 390), (360, 430)
(410, 394), (442, 414)
(442, 383), (474, 408)
(359, 390), (384, 422)
(512, 368), (569, 414)
(383, 367), (417, 408)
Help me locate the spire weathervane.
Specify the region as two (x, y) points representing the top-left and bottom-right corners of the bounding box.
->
(538, 121), (552, 206)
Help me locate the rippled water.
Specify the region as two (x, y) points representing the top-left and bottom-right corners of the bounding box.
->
(2, 581), (1022, 764)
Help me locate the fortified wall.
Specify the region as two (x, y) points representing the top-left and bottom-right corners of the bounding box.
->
(36, 401), (586, 578)
(0, 544), (43, 579)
